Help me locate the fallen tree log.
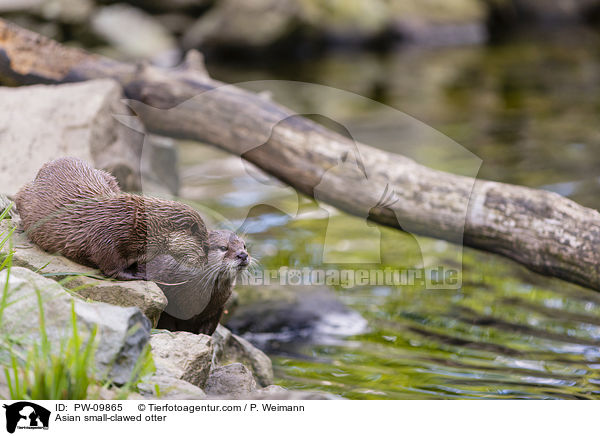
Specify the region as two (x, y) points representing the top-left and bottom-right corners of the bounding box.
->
(1, 19), (599, 291)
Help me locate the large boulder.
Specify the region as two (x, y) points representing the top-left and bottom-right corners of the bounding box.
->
(0, 220), (168, 326)
(0, 267), (151, 385)
(150, 331), (213, 388)
(0, 80), (144, 196)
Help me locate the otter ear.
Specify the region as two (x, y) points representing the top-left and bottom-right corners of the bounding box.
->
(190, 222), (201, 234)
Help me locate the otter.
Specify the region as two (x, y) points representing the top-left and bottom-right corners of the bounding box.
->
(15, 157), (209, 280)
(145, 230), (250, 335)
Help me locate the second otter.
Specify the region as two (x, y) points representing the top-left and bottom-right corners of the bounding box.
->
(15, 157), (209, 280)
(145, 230), (250, 335)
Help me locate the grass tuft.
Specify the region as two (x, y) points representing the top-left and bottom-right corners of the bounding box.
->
(3, 297), (98, 400)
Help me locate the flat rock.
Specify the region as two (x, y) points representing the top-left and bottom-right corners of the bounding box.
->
(0, 219), (167, 326)
(150, 331), (213, 388)
(72, 279), (167, 328)
(0, 80), (144, 196)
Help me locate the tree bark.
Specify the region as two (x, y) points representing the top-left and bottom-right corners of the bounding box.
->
(1, 19), (599, 291)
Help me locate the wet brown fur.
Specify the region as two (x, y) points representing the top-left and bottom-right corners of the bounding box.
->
(146, 230), (250, 335)
(15, 157), (209, 280)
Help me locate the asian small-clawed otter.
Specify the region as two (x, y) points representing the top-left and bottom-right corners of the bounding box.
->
(145, 229), (251, 335)
(15, 157), (209, 280)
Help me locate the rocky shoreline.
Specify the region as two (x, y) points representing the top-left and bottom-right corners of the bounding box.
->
(0, 215), (335, 400)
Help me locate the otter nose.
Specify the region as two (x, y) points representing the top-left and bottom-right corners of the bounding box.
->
(237, 251), (248, 266)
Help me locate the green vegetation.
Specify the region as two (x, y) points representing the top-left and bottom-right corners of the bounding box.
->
(3, 296), (98, 400)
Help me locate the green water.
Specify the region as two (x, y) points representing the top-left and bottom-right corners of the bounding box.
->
(178, 32), (600, 399)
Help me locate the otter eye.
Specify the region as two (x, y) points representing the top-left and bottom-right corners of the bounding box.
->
(243, 243), (247, 249)
(190, 223), (200, 234)
(219, 246), (227, 251)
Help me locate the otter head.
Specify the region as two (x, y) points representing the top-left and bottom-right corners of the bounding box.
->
(207, 230), (250, 279)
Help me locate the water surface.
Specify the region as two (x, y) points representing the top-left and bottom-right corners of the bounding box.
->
(178, 33), (600, 399)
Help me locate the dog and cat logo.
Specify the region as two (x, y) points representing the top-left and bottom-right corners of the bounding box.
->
(2, 402), (50, 433)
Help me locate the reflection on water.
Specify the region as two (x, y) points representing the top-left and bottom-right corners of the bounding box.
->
(177, 34), (600, 399)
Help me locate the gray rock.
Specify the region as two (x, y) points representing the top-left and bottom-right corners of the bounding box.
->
(150, 331), (213, 388)
(0, 0), (42, 13)
(137, 375), (207, 399)
(75, 302), (151, 385)
(0, 0), (93, 23)
(0, 220), (168, 327)
(0, 267), (151, 385)
(91, 4), (180, 67)
(39, 0), (95, 24)
(73, 280), (167, 328)
(212, 325), (273, 387)
(204, 363), (256, 398)
(0, 80), (144, 196)
(182, 0), (298, 49)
